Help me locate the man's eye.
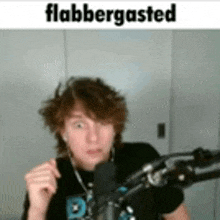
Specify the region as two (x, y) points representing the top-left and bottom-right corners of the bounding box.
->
(73, 122), (84, 128)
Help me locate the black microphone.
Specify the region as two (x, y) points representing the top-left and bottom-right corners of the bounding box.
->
(93, 162), (120, 220)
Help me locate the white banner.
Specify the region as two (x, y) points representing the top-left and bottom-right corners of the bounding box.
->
(0, 1), (219, 29)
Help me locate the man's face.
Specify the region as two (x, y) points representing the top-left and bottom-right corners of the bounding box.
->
(62, 103), (115, 171)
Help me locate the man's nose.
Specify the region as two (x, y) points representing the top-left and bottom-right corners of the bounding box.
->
(87, 124), (99, 143)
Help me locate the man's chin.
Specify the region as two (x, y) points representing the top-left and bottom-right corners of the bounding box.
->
(77, 154), (110, 171)
(87, 157), (109, 170)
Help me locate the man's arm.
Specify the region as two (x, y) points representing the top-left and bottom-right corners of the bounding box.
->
(162, 203), (190, 220)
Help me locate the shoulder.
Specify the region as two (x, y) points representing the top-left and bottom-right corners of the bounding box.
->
(55, 157), (73, 177)
(56, 157), (70, 166)
(117, 142), (161, 162)
(115, 142), (161, 182)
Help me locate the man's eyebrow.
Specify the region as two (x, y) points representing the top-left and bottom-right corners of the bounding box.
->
(69, 113), (84, 119)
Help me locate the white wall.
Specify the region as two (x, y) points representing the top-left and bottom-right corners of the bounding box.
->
(0, 30), (65, 219)
(171, 31), (220, 220)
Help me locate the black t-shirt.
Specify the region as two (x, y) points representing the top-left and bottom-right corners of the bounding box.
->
(21, 142), (184, 220)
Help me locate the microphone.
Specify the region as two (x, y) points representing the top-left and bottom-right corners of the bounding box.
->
(93, 162), (120, 220)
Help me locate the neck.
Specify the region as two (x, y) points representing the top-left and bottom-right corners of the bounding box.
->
(70, 158), (106, 172)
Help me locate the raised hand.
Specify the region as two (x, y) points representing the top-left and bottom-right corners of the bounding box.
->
(24, 158), (61, 219)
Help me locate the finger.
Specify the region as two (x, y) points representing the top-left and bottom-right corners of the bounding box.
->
(26, 171), (57, 185)
(31, 181), (57, 195)
(26, 176), (57, 194)
(49, 158), (61, 178)
(25, 169), (57, 182)
(27, 176), (57, 187)
(28, 160), (61, 179)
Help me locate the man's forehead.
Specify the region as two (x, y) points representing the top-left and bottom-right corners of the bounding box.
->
(68, 100), (112, 122)
(69, 111), (86, 118)
(69, 106), (95, 120)
(68, 109), (111, 124)
(69, 101), (89, 116)
(72, 100), (86, 111)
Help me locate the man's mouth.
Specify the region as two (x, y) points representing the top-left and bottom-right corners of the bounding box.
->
(86, 149), (102, 155)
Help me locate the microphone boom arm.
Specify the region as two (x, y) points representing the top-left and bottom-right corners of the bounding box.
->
(92, 147), (220, 219)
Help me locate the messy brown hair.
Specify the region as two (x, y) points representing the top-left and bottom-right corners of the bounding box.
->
(39, 76), (128, 158)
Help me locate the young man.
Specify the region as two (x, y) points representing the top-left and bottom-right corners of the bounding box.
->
(22, 77), (189, 220)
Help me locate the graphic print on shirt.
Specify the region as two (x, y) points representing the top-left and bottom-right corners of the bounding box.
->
(66, 195), (87, 219)
(66, 192), (136, 220)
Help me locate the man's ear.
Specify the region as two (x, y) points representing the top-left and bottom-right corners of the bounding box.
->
(59, 129), (67, 142)
(63, 135), (67, 142)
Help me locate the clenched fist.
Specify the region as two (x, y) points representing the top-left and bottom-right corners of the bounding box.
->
(24, 159), (61, 219)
